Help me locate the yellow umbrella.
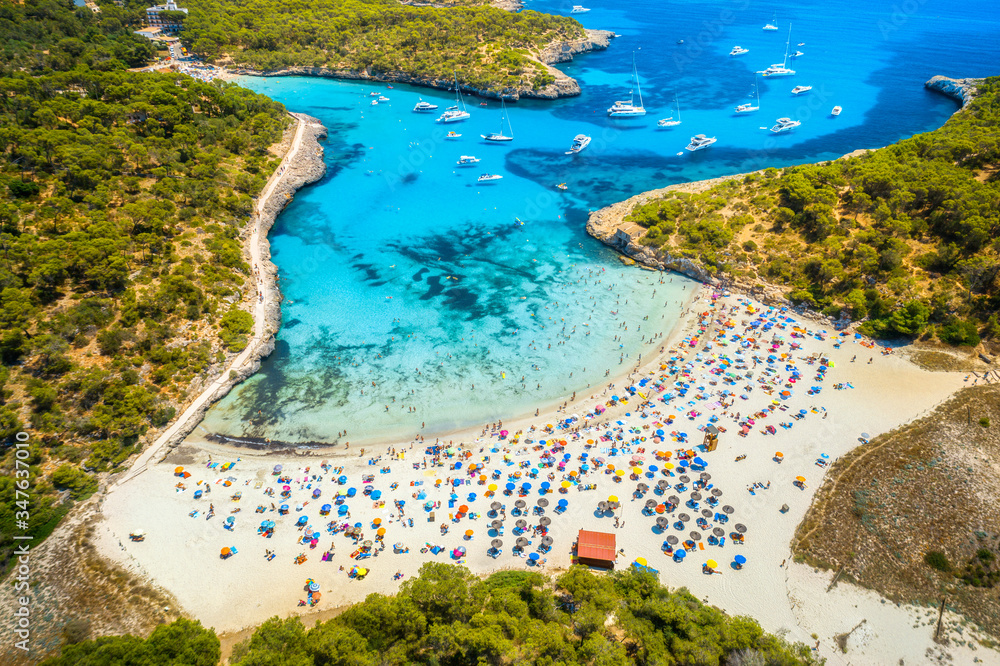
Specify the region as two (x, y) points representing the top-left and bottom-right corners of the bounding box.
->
(636, 557), (647, 566)
(664, 463), (674, 470)
(561, 481), (571, 488)
(616, 469), (625, 477)
(632, 467), (642, 475)
(488, 484), (497, 491)
(608, 495), (619, 503)
(706, 559), (718, 569)
(795, 476), (806, 482)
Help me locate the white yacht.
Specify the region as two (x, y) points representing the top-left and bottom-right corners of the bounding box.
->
(571, 5), (590, 12)
(763, 13), (778, 30)
(657, 93), (682, 127)
(445, 131), (462, 139)
(608, 53), (646, 117)
(735, 75), (760, 114)
(729, 46), (750, 56)
(456, 155), (480, 166)
(436, 73), (470, 123)
(685, 134), (717, 151)
(770, 117), (801, 133)
(790, 50), (804, 58)
(413, 99), (438, 112)
(831, 106), (842, 117)
(478, 174), (503, 183)
(378, 95), (390, 102)
(481, 99), (514, 142)
(565, 134), (591, 154)
(370, 99), (379, 106)
(790, 85), (813, 95)
(759, 25), (796, 77)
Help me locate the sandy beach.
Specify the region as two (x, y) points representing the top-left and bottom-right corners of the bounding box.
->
(94, 288), (987, 664)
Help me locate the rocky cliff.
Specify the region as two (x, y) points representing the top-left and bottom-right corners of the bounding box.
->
(924, 75), (982, 109)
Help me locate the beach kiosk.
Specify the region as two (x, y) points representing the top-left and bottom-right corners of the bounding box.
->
(575, 529), (616, 569)
(703, 424), (720, 452)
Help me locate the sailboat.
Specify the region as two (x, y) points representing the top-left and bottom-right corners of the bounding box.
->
(657, 94), (682, 127)
(608, 53), (646, 117)
(734, 75), (760, 114)
(436, 72), (470, 123)
(481, 99), (514, 142)
(763, 12), (778, 31)
(759, 25), (796, 77)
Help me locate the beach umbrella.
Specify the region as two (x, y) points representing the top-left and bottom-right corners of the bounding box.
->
(505, 483), (515, 491)
(700, 472), (712, 480)
(722, 505), (735, 514)
(174, 466), (184, 475)
(458, 504), (469, 513)
(465, 529), (474, 537)
(636, 557), (648, 566)
(515, 499), (526, 509)
(657, 479), (669, 489)
(561, 481), (571, 488)
(537, 498), (549, 507)
(598, 501), (608, 512)
(666, 535), (679, 545)
(488, 484), (498, 491)
(645, 499), (657, 509)
(668, 495), (680, 505)
(690, 492), (702, 501)
(711, 489), (723, 497)
(701, 509), (714, 518)
(371, 490), (382, 500)
(491, 539), (503, 548)
(706, 559), (718, 569)
(516, 537), (529, 547)
(529, 552), (540, 561)
(221, 547), (231, 557)
(655, 504), (665, 514)
(516, 519), (527, 528)
(735, 523), (747, 533)
(557, 499), (568, 507)
(373, 518), (382, 526)
(637, 483), (649, 492)
(490, 501), (501, 510)
(491, 520), (503, 529)
(713, 527), (725, 537)
(656, 516), (669, 528)
(539, 516), (551, 526)
(541, 536), (553, 546)
(795, 476), (806, 483)
(678, 475), (690, 483)
(522, 482), (532, 490)
(678, 513), (691, 522)
(608, 495), (619, 503)
(675, 549), (687, 559)
(540, 482), (551, 491)
(377, 527), (386, 536)
(321, 503), (332, 512)
(690, 531), (702, 540)
(735, 554), (747, 565)
(664, 462), (674, 470)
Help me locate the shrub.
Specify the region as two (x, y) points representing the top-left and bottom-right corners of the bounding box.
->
(980, 417), (990, 428)
(924, 550), (951, 572)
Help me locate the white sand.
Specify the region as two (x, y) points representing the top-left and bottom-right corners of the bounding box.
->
(95, 289), (991, 663)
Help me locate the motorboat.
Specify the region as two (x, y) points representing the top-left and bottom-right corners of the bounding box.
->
(657, 94), (681, 127)
(608, 53), (646, 116)
(481, 99), (514, 142)
(759, 25), (796, 77)
(457, 155), (480, 166)
(378, 95), (390, 101)
(571, 5), (590, 12)
(368, 91), (379, 96)
(770, 117), (801, 133)
(790, 50), (804, 58)
(734, 75), (760, 114)
(445, 131), (462, 139)
(729, 46), (750, 56)
(436, 72), (470, 123)
(685, 134), (717, 151)
(370, 99), (378, 106)
(413, 99), (439, 112)
(790, 85), (813, 95)
(478, 174), (503, 183)
(565, 134), (591, 154)
(831, 106), (842, 117)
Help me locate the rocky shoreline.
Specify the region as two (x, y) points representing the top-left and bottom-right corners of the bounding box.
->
(122, 115), (328, 472)
(924, 74), (982, 109)
(230, 30), (614, 101)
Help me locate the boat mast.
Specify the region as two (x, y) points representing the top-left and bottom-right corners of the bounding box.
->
(675, 94), (680, 121)
(633, 53), (643, 108)
(783, 24), (792, 68)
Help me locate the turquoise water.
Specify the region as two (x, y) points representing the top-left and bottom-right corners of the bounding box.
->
(200, 0), (999, 445)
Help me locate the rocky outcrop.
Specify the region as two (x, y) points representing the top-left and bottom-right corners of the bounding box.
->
(925, 75), (981, 110)
(229, 31), (614, 101)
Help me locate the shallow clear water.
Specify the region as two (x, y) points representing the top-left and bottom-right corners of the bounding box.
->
(199, 0), (999, 445)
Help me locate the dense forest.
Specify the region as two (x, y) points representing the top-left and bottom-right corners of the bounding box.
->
(627, 77), (1000, 345)
(41, 563), (822, 666)
(0, 0), (289, 573)
(180, 0), (584, 92)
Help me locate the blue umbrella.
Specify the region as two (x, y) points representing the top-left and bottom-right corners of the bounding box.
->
(505, 483), (515, 491)
(522, 482), (532, 490)
(693, 457), (707, 467)
(540, 482), (550, 490)
(338, 505), (348, 515)
(354, 522), (362, 528)
(581, 464), (590, 471)
(321, 504), (332, 512)
(675, 549), (686, 558)
(338, 475), (347, 484)
(528, 552), (540, 561)
(371, 490), (382, 500)
(735, 554), (747, 564)
(581, 453), (589, 458)
(455, 462), (463, 469)
(417, 491), (427, 499)
(347, 488), (357, 497)
(296, 516), (308, 525)
(280, 504), (289, 511)
(225, 516), (235, 524)
(467, 493), (477, 501)
(648, 465), (658, 472)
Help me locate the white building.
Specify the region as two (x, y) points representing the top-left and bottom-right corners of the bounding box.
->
(146, 0), (188, 32)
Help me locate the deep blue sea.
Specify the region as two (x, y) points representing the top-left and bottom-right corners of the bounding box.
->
(199, 0), (1000, 445)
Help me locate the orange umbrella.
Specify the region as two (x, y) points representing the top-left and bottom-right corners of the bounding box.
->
(479, 474), (487, 481)
(174, 466), (184, 475)
(376, 527), (386, 536)
(221, 547), (231, 557)
(373, 518), (382, 525)
(459, 504), (469, 513)
(655, 504), (665, 514)
(465, 529), (474, 537)
(775, 452), (783, 457)
(795, 476), (806, 482)
(569, 470), (578, 476)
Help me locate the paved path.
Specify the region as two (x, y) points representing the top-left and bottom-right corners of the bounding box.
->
(113, 114), (308, 486)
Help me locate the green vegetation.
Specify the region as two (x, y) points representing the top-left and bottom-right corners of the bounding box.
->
(628, 77), (1000, 345)
(924, 550), (952, 572)
(0, 0), (289, 574)
(181, 0), (583, 92)
(43, 564), (820, 665)
(40, 617), (219, 666)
